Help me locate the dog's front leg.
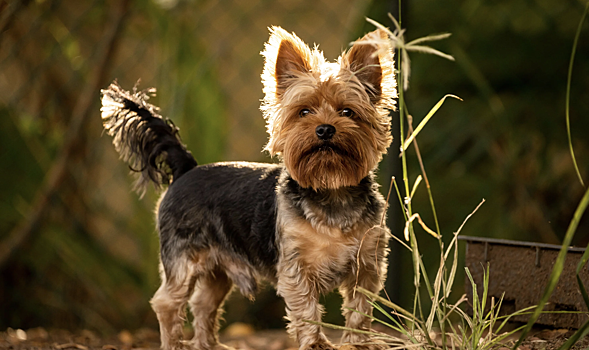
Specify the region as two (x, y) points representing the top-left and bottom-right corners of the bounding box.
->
(339, 252), (387, 349)
(277, 261), (336, 350)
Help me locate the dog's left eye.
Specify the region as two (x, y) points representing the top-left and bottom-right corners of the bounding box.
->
(340, 108), (355, 118)
(299, 108), (311, 118)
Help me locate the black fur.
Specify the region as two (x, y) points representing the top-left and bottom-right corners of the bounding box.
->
(100, 81), (197, 195)
(279, 172), (384, 232)
(100, 82), (385, 298)
(158, 162), (281, 291)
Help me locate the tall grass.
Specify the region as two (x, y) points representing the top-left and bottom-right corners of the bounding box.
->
(513, 2), (589, 349)
(315, 5), (589, 349)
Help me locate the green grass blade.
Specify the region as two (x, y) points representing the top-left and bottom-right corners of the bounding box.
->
(575, 242), (589, 308)
(488, 324), (527, 348)
(465, 267), (479, 322)
(369, 302), (412, 334)
(444, 232), (460, 298)
(565, 1), (588, 187)
(344, 306), (406, 335)
(371, 302), (422, 344)
(392, 177), (409, 223)
(426, 254), (444, 329)
(513, 186), (589, 349)
(355, 287), (421, 323)
(454, 306), (474, 330)
(416, 247), (435, 301)
(481, 263), (490, 321)
(441, 294), (468, 324)
(305, 319), (390, 338)
(403, 94), (462, 151)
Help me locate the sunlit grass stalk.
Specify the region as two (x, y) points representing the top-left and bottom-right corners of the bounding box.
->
(394, 19), (422, 334)
(565, 1), (589, 188)
(398, 78), (462, 350)
(396, 39), (436, 349)
(391, 10), (423, 328)
(385, 6), (461, 347)
(406, 110), (447, 347)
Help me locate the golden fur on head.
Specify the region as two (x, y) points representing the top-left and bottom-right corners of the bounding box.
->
(261, 26), (397, 190)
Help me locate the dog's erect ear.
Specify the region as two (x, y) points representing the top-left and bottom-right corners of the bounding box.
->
(343, 29), (395, 104)
(262, 26), (313, 98)
(275, 40), (311, 91)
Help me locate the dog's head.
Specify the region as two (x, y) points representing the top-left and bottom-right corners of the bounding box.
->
(261, 27), (397, 190)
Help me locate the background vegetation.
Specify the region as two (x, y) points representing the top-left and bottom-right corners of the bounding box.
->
(0, 0), (587, 334)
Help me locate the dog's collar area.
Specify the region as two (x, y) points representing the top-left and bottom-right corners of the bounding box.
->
(279, 171), (382, 231)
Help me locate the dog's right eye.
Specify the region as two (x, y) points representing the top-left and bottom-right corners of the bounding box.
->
(299, 108), (311, 118)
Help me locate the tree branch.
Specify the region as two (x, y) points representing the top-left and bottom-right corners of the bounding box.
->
(0, 0), (131, 267)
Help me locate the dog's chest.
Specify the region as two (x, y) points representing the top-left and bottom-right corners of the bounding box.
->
(275, 173), (385, 289)
(278, 214), (371, 290)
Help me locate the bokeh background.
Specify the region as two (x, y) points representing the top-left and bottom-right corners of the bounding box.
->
(1, 0), (588, 334)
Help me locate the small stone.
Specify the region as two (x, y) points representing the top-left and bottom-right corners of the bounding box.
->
(223, 323), (255, 338)
(118, 330), (133, 345)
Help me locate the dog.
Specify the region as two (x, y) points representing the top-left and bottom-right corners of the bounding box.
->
(100, 26), (396, 350)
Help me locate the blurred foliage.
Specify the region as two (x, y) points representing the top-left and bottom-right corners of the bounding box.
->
(0, 0), (588, 336)
(405, 1), (589, 246)
(374, 0), (589, 309)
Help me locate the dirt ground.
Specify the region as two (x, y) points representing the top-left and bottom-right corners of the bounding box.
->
(1, 325), (588, 350)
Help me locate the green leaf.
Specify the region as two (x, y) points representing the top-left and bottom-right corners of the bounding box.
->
(403, 94), (462, 151)
(355, 287), (421, 324)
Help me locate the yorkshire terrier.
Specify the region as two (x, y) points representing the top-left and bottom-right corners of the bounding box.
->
(100, 26), (396, 350)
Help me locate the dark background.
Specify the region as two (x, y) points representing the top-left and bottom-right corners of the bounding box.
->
(1, 0), (588, 333)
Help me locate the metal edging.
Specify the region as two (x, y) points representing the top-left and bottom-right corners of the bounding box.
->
(457, 235), (587, 253)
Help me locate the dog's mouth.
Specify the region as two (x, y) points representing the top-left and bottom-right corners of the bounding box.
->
(302, 142), (351, 159)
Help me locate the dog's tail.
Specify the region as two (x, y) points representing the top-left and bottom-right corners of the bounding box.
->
(100, 81), (197, 196)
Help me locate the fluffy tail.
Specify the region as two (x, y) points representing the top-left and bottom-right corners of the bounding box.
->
(100, 81), (197, 196)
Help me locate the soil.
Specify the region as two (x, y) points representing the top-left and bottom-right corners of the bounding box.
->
(1, 325), (588, 350)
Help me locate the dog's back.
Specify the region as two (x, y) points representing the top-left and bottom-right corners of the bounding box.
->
(157, 161), (281, 290)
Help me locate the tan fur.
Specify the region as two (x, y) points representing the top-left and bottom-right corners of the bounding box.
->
(151, 249), (257, 350)
(276, 195), (389, 350)
(261, 26), (396, 190)
(151, 258), (198, 350)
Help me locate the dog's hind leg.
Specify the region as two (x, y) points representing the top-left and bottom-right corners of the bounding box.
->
(150, 259), (198, 350)
(187, 267), (234, 350)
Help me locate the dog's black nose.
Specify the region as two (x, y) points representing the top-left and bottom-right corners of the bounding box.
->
(316, 124), (336, 140)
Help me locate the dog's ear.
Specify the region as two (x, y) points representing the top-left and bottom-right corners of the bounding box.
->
(343, 29), (395, 104)
(262, 26), (313, 98)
